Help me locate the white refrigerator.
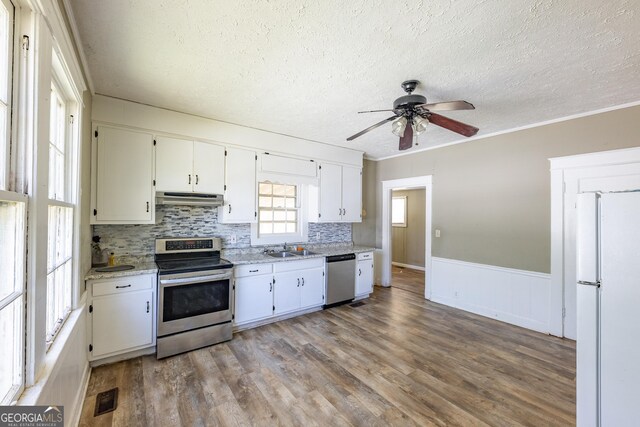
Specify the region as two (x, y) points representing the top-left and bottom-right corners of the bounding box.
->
(576, 191), (640, 426)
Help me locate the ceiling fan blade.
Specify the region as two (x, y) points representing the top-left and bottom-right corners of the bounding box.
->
(418, 100), (475, 111)
(399, 122), (413, 150)
(357, 109), (396, 114)
(346, 116), (398, 141)
(426, 112), (479, 137)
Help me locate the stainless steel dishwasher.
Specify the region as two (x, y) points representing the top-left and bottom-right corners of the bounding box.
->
(324, 253), (356, 308)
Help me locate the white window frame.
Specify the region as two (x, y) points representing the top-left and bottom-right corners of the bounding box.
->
(0, 0), (13, 191)
(392, 196), (407, 227)
(45, 51), (80, 348)
(251, 181), (309, 246)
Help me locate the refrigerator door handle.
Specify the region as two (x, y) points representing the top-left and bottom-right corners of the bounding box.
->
(577, 192), (601, 284)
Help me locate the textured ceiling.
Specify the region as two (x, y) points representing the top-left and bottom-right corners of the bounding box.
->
(69, 0), (640, 159)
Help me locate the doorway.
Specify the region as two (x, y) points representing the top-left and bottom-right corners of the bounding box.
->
(381, 176), (433, 299)
(391, 189), (426, 296)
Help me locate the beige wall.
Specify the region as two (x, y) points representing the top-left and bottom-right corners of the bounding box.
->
(392, 189), (426, 267)
(354, 105), (640, 273)
(352, 158), (377, 247)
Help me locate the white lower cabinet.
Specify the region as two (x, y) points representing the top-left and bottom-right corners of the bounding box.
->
(356, 252), (374, 298)
(88, 274), (156, 361)
(234, 258), (326, 327)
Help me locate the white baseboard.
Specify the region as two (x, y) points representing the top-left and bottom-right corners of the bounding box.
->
(392, 262), (425, 271)
(431, 257), (550, 333)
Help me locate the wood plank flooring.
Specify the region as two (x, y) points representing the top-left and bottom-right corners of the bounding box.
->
(79, 286), (576, 426)
(391, 265), (425, 296)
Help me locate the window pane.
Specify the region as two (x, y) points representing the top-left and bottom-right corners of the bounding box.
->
(258, 182), (272, 195)
(285, 185), (295, 197)
(273, 223), (286, 234)
(392, 197), (406, 225)
(0, 103), (5, 190)
(286, 223), (296, 233)
(0, 199), (24, 301)
(286, 211), (296, 221)
(273, 210), (286, 221)
(258, 196), (271, 208)
(259, 222), (272, 235)
(46, 205), (73, 344)
(285, 197), (295, 208)
(273, 197), (285, 208)
(259, 210), (272, 221)
(273, 184), (285, 196)
(0, 296), (23, 404)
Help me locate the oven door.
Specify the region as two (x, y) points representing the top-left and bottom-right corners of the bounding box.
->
(158, 269), (233, 337)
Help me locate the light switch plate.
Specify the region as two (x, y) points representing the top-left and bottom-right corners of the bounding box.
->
(435, 229), (441, 238)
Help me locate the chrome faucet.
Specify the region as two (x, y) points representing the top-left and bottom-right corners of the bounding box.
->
(283, 242), (288, 251)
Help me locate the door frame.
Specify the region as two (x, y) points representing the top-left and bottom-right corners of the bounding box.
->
(381, 175), (433, 299)
(549, 147), (640, 337)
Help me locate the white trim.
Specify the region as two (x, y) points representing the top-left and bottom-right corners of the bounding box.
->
(431, 257), (551, 333)
(549, 147), (640, 338)
(60, 0), (93, 94)
(367, 100), (640, 161)
(391, 262), (425, 271)
(381, 175), (432, 300)
(69, 364), (90, 427)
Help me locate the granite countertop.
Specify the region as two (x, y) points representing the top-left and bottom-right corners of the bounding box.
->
(224, 245), (377, 266)
(84, 261), (158, 281)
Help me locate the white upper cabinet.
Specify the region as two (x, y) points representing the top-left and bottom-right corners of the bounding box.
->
(92, 126), (155, 224)
(218, 147), (257, 223)
(315, 163), (362, 223)
(155, 137), (225, 194)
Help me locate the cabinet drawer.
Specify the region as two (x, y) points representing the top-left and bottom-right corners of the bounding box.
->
(91, 274), (155, 297)
(274, 258), (324, 273)
(235, 263), (273, 278)
(357, 252), (373, 261)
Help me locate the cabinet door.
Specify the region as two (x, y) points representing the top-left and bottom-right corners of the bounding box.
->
(319, 163), (343, 222)
(300, 267), (325, 308)
(193, 141), (225, 194)
(234, 275), (273, 324)
(155, 136), (193, 192)
(273, 271), (301, 315)
(341, 166), (362, 222)
(219, 147), (256, 223)
(91, 289), (154, 358)
(356, 259), (374, 296)
(95, 127), (154, 223)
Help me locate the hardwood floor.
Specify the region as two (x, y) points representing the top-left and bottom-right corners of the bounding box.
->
(79, 287), (576, 426)
(392, 265), (425, 296)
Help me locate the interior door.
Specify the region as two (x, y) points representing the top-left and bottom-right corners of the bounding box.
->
(599, 192), (640, 424)
(563, 166), (640, 339)
(319, 163), (342, 222)
(300, 268), (325, 308)
(341, 166), (362, 222)
(193, 141), (225, 194)
(155, 136), (193, 192)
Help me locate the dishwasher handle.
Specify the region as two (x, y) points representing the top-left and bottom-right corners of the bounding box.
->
(326, 253), (356, 263)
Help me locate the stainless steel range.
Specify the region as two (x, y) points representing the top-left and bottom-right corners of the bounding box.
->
(155, 237), (233, 359)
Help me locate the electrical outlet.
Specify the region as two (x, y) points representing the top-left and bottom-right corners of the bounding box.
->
(316, 232), (320, 240)
(229, 234), (237, 244)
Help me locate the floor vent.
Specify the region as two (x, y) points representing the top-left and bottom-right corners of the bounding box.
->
(94, 387), (118, 416)
(350, 301), (365, 308)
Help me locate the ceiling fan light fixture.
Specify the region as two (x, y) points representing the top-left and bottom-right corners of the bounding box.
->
(391, 116), (407, 137)
(413, 116), (429, 135)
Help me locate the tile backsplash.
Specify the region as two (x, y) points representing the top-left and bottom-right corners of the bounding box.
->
(93, 205), (352, 258)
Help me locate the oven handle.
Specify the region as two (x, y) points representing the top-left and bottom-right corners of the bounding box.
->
(159, 274), (230, 286)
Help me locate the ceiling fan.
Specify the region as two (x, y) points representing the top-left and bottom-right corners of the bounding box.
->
(347, 80), (479, 151)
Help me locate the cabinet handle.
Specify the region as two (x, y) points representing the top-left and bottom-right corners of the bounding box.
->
(195, 174), (199, 185)
(338, 208), (341, 216)
(343, 208), (346, 216)
(188, 174), (191, 184)
(229, 204), (232, 214)
(301, 277), (305, 286)
(359, 268), (361, 276)
(146, 201), (149, 213)
(269, 282), (272, 292)
(249, 269), (258, 273)
(297, 278), (300, 287)
(115, 284), (131, 289)
(146, 301), (150, 313)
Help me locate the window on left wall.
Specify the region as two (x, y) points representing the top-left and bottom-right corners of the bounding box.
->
(45, 78), (77, 347)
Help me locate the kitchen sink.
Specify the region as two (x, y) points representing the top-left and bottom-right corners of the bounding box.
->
(289, 249), (319, 256)
(94, 264), (135, 272)
(266, 251), (297, 258)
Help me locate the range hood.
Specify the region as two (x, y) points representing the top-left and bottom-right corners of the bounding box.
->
(156, 192), (224, 206)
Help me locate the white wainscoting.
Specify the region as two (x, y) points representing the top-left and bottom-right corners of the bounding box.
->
(431, 257), (550, 333)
